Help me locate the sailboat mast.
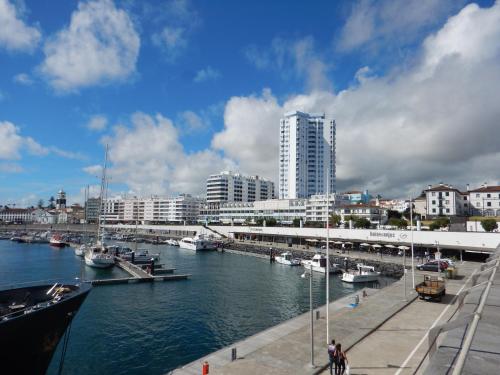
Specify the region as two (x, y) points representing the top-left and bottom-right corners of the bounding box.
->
(97, 145), (109, 246)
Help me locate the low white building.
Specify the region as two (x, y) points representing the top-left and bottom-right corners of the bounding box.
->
(219, 198), (307, 225)
(0, 208), (34, 223)
(335, 204), (387, 225)
(103, 195), (204, 224)
(31, 209), (56, 224)
(468, 184), (500, 217)
(425, 183), (467, 217)
(305, 193), (350, 222)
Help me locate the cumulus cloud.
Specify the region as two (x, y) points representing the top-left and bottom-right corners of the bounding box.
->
(245, 36), (332, 91)
(86, 115), (108, 131)
(83, 165), (103, 177)
(0, 0), (41, 52)
(336, 0), (464, 54)
(0, 121), (47, 159)
(94, 112), (234, 196)
(176, 110), (210, 133)
(214, 1), (500, 197)
(193, 66), (220, 83)
(39, 0), (140, 92)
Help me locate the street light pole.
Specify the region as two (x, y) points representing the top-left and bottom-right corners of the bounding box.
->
(326, 170), (330, 345)
(302, 271), (315, 368)
(410, 193), (415, 288)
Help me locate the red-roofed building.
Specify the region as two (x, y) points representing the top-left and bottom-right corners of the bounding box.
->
(469, 183), (500, 216)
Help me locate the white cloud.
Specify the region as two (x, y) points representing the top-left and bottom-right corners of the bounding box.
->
(176, 110), (209, 133)
(0, 0), (41, 52)
(336, 0), (464, 53)
(40, 0), (140, 92)
(49, 147), (86, 160)
(13, 73), (34, 85)
(193, 66), (220, 83)
(86, 115), (108, 131)
(95, 112), (234, 196)
(151, 0), (199, 61)
(0, 121), (47, 159)
(83, 164), (103, 177)
(212, 2), (500, 197)
(245, 36), (332, 91)
(0, 162), (23, 173)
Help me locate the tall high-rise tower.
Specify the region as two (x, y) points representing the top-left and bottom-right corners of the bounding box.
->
(279, 111), (336, 199)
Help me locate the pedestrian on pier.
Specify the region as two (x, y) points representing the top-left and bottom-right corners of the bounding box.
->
(335, 343), (348, 375)
(327, 339), (337, 375)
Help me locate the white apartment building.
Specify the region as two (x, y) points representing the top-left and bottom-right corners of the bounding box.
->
(335, 205), (387, 225)
(305, 193), (350, 222)
(0, 208), (34, 223)
(103, 195), (204, 224)
(206, 171), (274, 203)
(425, 184), (468, 217)
(279, 111), (336, 199)
(469, 184), (500, 216)
(219, 198), (307, 225)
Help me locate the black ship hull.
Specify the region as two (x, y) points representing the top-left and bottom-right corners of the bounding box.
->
(0, 283), (91, 375)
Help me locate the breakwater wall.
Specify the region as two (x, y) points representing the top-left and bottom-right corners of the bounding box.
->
(225, 242), (405, 278)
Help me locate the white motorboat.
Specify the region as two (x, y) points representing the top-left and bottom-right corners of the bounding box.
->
(275, 252), (301, 266)
(341, 263), (380, 283)
(75, 244), (87, 257)
(179, 237), (216, 251)
(84, 244), (115, 268)
(165, 239), (179, 246)
(302, 253), (341, 274)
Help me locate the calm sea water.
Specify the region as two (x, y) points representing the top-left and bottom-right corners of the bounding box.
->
(0, 240), (393, 374)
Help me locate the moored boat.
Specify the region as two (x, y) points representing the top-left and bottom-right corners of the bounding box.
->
(179, 237), (216, 251)
(275, 251), (301, 266)
(49, 234), (66, 247)
(0, 282), (91, 374)
(302, 253), (341, 274)
(341, 263), (380, 283)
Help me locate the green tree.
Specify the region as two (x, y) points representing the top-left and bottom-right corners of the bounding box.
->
(255, 217), (264, 226)
(429, 216), (450, 231)
(292, 218), (302, 227)
(37, 199), (44, 209)
(244, 217), (252, 226)
(48, 196), (55, 209)
(329, 214), (341, 227)
(387, 210), (402, 220)
(388, 217), (408, 229)
(265, 217), (277, 227)
(481, 218), (498, 232)
(354, 217), (371, 229)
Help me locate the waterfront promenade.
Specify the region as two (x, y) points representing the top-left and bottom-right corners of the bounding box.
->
(172, 262), (478, 375)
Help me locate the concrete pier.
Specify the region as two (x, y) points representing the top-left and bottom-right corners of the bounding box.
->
(171, 263), (478, 375)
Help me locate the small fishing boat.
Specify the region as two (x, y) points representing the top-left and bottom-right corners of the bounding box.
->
(341, 263), (380, 283)
(275, 252), (301, 266)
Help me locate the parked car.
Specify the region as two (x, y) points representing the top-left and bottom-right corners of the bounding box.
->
(416, 261), (448, 272)
(439, 258), (456, 267)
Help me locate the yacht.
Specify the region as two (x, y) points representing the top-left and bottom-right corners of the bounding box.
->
(75, 243), (87, 257)
(165, 239), (179, 246)
(179, 237), (216, 251)
(0, 282), (91, 374)
(275, 251), (301, 266)
(341, 263), (380, 283)
(84, 244), (115, 268)
(49, 234), (66, 247)
(302, 253), (341, 274)
(119, 249), (160, 263)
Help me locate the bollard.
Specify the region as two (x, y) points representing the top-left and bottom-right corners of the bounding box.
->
(231, 347), (237, 361)
(202, 361), (209, 375)
(316, 310), (320, 320)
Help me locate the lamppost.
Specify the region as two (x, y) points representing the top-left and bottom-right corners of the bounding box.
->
(301, 270), (315, 368)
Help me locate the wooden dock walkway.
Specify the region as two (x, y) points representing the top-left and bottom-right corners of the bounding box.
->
(89, 257), (190, 286)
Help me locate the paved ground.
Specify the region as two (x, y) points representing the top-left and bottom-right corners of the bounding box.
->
(170, 262), (478, 375)
(321, 262), (478, 375)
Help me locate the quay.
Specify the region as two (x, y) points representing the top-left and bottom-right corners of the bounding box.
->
(171, 251), (498, 375)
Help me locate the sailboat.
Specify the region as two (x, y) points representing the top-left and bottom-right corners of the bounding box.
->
(84, 146), (115, 269)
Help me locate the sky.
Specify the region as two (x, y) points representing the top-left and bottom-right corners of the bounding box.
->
(0, 0), (499, 206)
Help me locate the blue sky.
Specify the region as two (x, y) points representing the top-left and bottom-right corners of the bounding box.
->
(0, 0), (499, 206)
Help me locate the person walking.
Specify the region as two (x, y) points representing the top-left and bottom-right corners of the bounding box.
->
(327, 339), (337, 375)
(335, 343), (348, 375)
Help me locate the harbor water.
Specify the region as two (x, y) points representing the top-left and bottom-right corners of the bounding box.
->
(0, 240), (394, 374)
